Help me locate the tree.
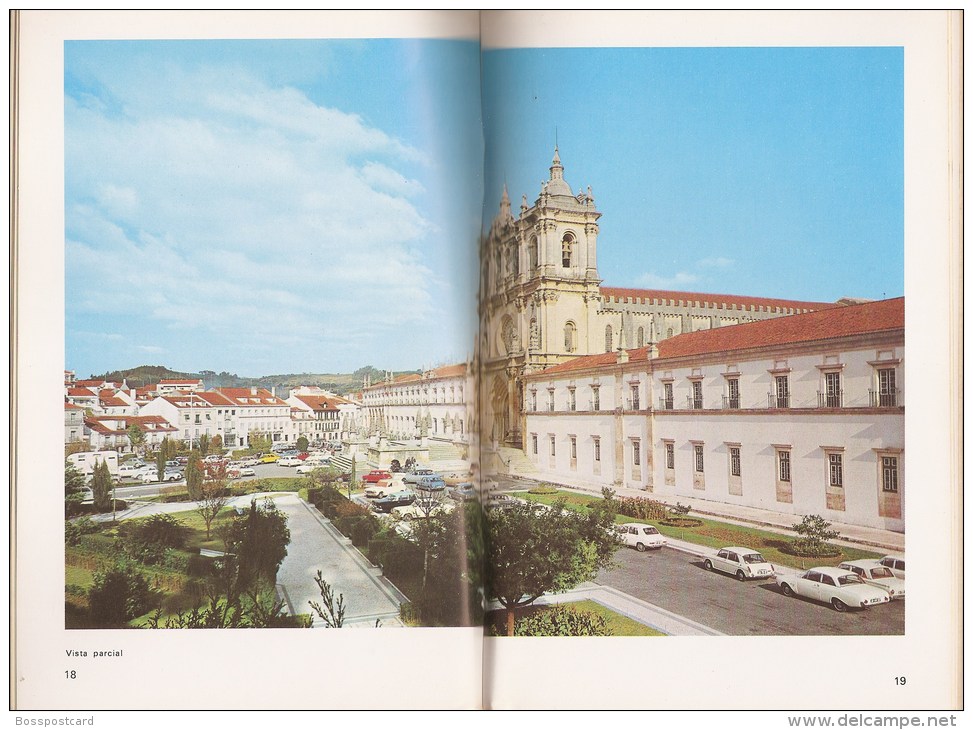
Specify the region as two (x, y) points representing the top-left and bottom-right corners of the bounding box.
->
(88, 564), (155, 627)
(218, 498), (290, 599)
(126, 424), (146, 454)
(483, 492), (620, 636)
(185, 450), (204, 501)
(197, 434), (210, 457)
(156, 448), (166, 482)
(296, 436), (309, 453)
(195, 465), (230, 539)
(210, 434), (223, 453)
(248, 432), (271, 454)
(790, 514), (842, 556)
(90, 460), (113, 513)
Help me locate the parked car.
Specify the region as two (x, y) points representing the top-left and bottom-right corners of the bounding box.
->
(175, 456), (189, 466)
(415, 475), (447, 493)
(227, 466), (256, 479)
(362, 470), (392, 484)
(372, 490), (417, 513)
(259, 453), (279, 464)
(484, 493), (518, 511)
(403, 468), (437, 484)
(776, 566), (892, 612)
(704, 547), (775, 580)
(448, 483), (476, 501)
(140, 469), (182, 484)
(616, 523), (667, 552)
(391, 499), (455, 521)
(295, 463), (325, 475)
(838, 560), (905, 600)
(165, 460), (180, 468)
(117, 464), (144, 478)
(240, 456), (260, 467)
(278, 457), (303, 467)
(203, 454), (226, 464)
(878, 554), (906, 580)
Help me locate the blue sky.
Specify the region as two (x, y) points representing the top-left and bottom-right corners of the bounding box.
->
(65, 39), (483, 378)
(482, 47), (903, 302)
(66, 42), (903, 378)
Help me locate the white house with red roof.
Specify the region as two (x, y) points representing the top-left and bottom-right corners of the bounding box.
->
(64, 403), (85, 444)
(84, 414), (179, 452)
(139, 391), (230, 447)
(157, 379), (205, 395)
(213, 387), (292, 448)
(286, 392), (359, 445)
(521, 298), (904, 532)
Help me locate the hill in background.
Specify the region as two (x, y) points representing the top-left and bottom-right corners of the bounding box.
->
(85, 364), (415, 397)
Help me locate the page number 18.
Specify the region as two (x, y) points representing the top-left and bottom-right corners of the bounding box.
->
(64, 670), (76, 679)
(895, 676), (907, 686)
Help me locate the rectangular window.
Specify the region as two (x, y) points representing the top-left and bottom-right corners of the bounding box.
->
(694, 444), (704, 473)
(530, 391), (537, 411)
(779, 450), (791, 482)
(730, 447), (741, 477)
(692, 381), (703, 409)
(829, 453), (843, 487)
(632, 440), (641, 466)
(531, 434), (537, 455)
(825, 371), (841, 408)
(569, 388), (576, 411)
(775, 375), (790, 408)
(630, 385), (640, 410)
(882, 456), (899, 492)
(727, 378), (740, 409)
(593, 437), (601, 462)
(665, 442), (674, 469)
(663, 382), (674, 410)
(592, 386), (600, 411)
(548, 390), (555, 412)
(570, 436), (577, 459)
(550, 435), (556, 457)
(879, 368), (897, 407)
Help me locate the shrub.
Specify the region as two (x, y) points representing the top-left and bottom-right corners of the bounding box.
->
(65, 517), (101, 546)
(88, 564), (157, 627)
(161, 491), (191, 503)
(513, 604), (612, 637)
(528, 483), (558, 495)
(616, 496), (668, 521)
(788, 514), (842, 556)
(120, 513), (189, 550)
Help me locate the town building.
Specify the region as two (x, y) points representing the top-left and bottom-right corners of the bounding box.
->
(522, 298), (904, 532)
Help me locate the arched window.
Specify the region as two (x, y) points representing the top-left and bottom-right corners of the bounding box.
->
(510, 244), (519, 278)
(561, 232), (575, 268)
(605, 325), (613, 353)
(529, 237), (539, 271)
(666, 327), (673, 339)
(564, 321), (577, 353)
(637, 327), (645, 348)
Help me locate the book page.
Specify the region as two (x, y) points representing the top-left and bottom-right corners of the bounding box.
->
(478, 10), (961, 712)
(13, 9), (485, 711)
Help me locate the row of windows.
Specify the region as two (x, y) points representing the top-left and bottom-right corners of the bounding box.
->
(529, 367), (899, 412)
(530, 434), (901, 496)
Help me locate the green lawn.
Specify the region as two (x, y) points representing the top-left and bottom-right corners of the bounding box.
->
(486, 599), (665, 636)
(515, 490), (883, 570)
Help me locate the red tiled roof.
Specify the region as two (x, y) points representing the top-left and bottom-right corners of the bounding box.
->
(160, 379), (200, 385)
(215, 388), (288, 406)
(430, 363), (467, 379)
(75, 379), (107, 387)
(64, 403), (84, 410)
(539, 298), (904, 376)
(600, 287), (837, 313)
(66, 388), (97, 397)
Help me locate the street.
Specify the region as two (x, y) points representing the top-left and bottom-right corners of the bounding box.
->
(596, 546), (905, 636)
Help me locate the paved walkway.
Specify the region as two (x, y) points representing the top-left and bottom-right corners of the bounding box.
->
(266, 496), (407, 628)
(497, 473), (904, 553)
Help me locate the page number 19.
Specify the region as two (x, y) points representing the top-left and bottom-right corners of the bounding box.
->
(895, 676), (907, 686)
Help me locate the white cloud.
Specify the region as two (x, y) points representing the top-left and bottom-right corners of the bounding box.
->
(65, 60), (454, 374)
(634, 271), (700, 289)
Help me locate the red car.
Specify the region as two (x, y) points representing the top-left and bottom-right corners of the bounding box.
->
(362, 470), (392, 484)
(296, 452), (310, 461)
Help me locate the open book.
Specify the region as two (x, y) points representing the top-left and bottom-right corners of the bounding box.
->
(11, 10), (962, 712)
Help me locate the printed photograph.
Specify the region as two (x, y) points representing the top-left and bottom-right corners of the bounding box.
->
(63, 39), (905, 636)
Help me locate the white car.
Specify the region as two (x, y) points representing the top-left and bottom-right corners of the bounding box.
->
(278, 457), (303, 467)
(295, 463), (325, 475)
(616, 523), (667, 552)
(704, 547), (775, 581)
(776, 566), (892, 612)
(140, 469), (182, 483)
(391, 500), (454, 521)
(838, 560), (905, 600)
(878, 554), (906, 580)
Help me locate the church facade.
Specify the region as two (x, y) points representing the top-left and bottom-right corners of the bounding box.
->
(479, 148), (845, 452)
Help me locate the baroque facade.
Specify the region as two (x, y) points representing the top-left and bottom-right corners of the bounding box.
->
(479, 148), (843, 451)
